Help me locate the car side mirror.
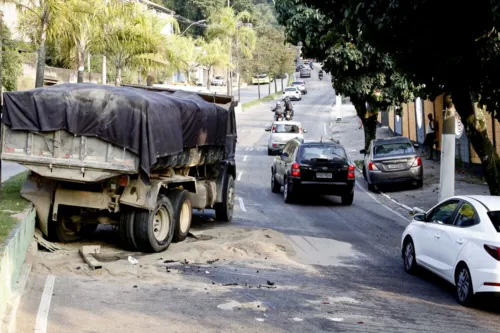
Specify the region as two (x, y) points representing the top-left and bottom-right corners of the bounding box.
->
(413, 143), (419, 149)
(303, 129), (308, 133)
(360, 149), (366, 155)
(413, 213), (426, 222)
(265, 128), (271, 132)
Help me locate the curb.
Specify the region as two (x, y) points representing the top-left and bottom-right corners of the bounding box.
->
(0, 205), (36, 328)
(354, 166), (426, 215)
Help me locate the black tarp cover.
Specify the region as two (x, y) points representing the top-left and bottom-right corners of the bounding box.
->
(2, 83), (229, 176)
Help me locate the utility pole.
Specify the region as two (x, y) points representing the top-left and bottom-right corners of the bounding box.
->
(88, 53), (91, 82)
(236, 24), (240, 103)
(438, 94), (456, 201)
(335, 94), (342, 122)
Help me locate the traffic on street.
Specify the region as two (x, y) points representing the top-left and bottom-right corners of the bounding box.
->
(3, 71), (500, 333)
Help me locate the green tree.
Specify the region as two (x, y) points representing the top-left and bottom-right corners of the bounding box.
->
(99, 0), (170, 86)
(59, 0), (104, 83)
(198, 38), (230, 89)
(13, 0), (66, 87)
(2, 26), (23, 91)
(207, 6), (256, 93)
(301, 0), (500, 193)
(275, 0), (421, 150)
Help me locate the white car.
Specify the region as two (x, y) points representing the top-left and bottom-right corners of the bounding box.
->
(283, 87), (301, 101)
(265, 121), (306, 155)
(211, 76), (226, 86)
(401, 195), (500, 305)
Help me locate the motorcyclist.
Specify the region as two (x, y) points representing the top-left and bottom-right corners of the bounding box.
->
(283, 97), (294, 118)
(271, 100), (284, 121)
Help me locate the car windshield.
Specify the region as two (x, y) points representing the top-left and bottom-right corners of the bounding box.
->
(300, 146), (347, 161)
(255, 74), (267, 78)
(373, 142), (414, 157)
(488, 211), (500, 232)
(273, 124), (300, 133)
(285, 88), (296, 92)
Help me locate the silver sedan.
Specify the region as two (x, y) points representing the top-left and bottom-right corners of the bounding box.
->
(361, 136), (423, 191)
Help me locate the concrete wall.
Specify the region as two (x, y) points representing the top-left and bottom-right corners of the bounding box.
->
(0, 206), (36, 321)
(18, 63), (103, 91)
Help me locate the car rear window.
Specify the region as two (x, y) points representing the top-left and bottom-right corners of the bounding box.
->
(300, 146), (347, 161)
(273, 124), (301, 133)
(215, 76), (223, 79)
(488, 211), (500, 232)
(292, 81), (304, 85)
(373, 142), (414, 157)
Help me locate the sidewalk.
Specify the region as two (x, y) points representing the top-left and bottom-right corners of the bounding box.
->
(370, 126), (490, 211)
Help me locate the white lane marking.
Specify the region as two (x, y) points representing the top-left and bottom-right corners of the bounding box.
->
(355, 182), (410, 222)
(238, 197), (247, 212)
(243, 155), (248, 162)
(34, 275), (56, 333)
(324, 123), (327, 135)
(237, 172), (243, 181)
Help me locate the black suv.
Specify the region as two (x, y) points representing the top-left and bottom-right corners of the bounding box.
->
(271, 139), (355, 205)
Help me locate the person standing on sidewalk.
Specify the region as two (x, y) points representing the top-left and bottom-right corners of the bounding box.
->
(424, 113), (437, 159)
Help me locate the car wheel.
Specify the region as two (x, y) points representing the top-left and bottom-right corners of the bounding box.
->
(271, 171), (281, 193)
(341, 192), (354, 205)
(283, 178), (295, 203)
(416, 179), (423, 188)
(455, 263), (474, 306)
(368, 183), (377, 192)
(362, 167), (367, 181)
(403, 238), (418, 274)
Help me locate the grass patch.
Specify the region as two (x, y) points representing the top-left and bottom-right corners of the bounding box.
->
(0, 171), (29, 244)
(241, 91), (283, 110)
(354, 160), (364, 170)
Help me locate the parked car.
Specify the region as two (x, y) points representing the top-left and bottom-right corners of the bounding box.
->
(291, 81), (307, 94)
(270, 139), (355, 205)
(252, 74), (273, 85)
(265, 121), (306, 155)
(361, 136), (422, 191)
(211, 76), (226, 86)
(300, 67), (311, 78)
(283, 86), (302, 101)
(401, 195), (500, 305)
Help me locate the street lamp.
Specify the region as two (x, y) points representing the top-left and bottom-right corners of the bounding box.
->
(180, 20), (207, 36)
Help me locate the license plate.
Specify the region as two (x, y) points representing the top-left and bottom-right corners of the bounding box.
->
(387, 164), (403, 169)
(316, 172), (332, 179)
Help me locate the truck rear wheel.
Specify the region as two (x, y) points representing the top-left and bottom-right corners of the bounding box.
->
(119, 208), (138, 251)
(48, 206), (81, 243)
(215, 174), (235, 222)
(168, 189), (192, 243)
(134, 195), (175, 253)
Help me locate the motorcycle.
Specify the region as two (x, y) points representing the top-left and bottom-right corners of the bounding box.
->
(319, 72), (324, 80)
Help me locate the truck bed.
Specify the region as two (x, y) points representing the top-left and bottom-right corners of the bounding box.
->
(1, 125), (139, 182)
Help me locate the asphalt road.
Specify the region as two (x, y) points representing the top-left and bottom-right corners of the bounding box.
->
(9, 75), (500, 333)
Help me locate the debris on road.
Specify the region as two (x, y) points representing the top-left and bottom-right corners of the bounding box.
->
(79, 246), (103, 270)
(266, 280), (275, 286)
(34, 229), (64, 253)
(255, 318), (265, 322)
(258, 285), (277, 289)
(127, 256), (138, 265)
(292, 318), (303, 322)
(163, 259), (178, 264)
(217, 300), (267, 311)
(329, 318), (344, 322)
(206, 258), (219, 264)
(222, 283), (238, 286)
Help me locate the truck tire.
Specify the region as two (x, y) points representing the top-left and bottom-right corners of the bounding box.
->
(119, 208), (138, 251)
(168, 189), (192, 243)
(134, 195), (175, 253)
(48, 207), (82, 243)
(215, 174), (235, 222)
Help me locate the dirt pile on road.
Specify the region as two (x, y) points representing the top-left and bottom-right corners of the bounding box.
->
(29, 226), (311, 284)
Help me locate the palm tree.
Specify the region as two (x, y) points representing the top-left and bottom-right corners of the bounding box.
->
(59, 0), (104, 83)
(198, 38), (229, 90)
(100, 0), (180, 86)
(13, 0), (66, 87)
(207, 7), (256, 95)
